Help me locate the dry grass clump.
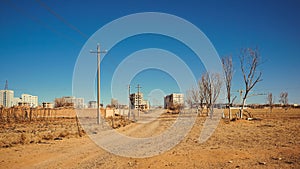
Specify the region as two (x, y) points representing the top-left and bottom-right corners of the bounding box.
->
(106, 115), (132, 129)
(58, 130), (70, 138)
(0, 117), (85, 148)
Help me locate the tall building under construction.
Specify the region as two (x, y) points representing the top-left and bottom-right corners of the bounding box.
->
(130, 93), (149, 110)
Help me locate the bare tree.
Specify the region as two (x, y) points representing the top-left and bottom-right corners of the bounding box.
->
(54, 98), (73, 108)
(191, 87), (199, 105)
(222, 55), (234, 120)
(54, 98), (65, 108)
(186, 89), (193, 109)
(239, 47), (263, 118)
(202, 72), (222, 119)
(267, 93), (274, 114)
(279, 92), (288, 112)
(186, 86), (201, 113)
(198, 77), (206, 115)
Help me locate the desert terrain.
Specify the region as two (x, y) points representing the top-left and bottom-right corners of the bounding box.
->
(0, 108), (299, 169)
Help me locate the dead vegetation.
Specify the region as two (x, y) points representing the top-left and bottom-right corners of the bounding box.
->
(0, 106), (76, 123)
(0, 107), (85, 148)
(0, 117), (86, 148)
(0, 107), (135, 147)
(0, 108), (299, 168)
(106, 115), (132, 129)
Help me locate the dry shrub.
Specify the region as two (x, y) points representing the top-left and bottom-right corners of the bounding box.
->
(58, 130), (70, 138)
(0, 114), (86, 147)
(7, 134), (19, 145)
(0, 132), (32, 147)
(0, 133), (16, 148)
(42, 132), (54, 140)
(20, 133), (27, 144)
(19, 133), (35, 144)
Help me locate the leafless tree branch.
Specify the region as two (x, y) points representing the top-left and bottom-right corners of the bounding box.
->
(239, 47), (263, 118)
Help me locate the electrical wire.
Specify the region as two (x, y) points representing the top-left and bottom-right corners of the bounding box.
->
(35, 0), (89, 39)
(3, 0), (82, 45)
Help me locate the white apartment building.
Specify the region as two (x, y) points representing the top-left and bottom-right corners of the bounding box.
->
(61, 96), (84, 108)
(0, 90), (14, 107)
(21, 94), (38, 107)
(164, 93), (184, 109)
(13, 97), (22, 106)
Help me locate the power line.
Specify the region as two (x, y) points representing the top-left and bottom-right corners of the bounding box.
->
(35, 0), (89, 39)
(4, 0), (82, 45)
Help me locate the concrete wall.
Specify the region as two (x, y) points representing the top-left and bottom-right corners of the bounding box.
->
(105, 109), (129, 117)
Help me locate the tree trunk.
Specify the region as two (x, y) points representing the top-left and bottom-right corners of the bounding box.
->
(228, 106), (231, 120)
(241, 98), (246, 119)
(210, 106), (214, 119)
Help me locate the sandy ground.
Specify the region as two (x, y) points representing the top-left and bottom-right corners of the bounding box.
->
(0, 108), (299, 169)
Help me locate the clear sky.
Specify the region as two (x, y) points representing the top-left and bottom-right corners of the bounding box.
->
(0, 0), (300, 106)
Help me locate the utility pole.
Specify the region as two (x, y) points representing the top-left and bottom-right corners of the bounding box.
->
(128, 85), (131, 119)
(90, 43), (107, 125)
(136, 84), (141, 118)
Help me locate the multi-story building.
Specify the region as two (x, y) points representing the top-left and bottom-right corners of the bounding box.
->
(164, 93), (184, 109)
(88, 101), (97, 108)
(0, 80), (38, 108)
(0, 90), (14, 107)
(130, 93), (149, 110)
(21, 94), (38, 107)
(42, 102), (54, 108)
(13, 97), (22, 106)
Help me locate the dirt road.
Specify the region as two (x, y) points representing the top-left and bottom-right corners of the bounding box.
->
(0, 109), (299, 168)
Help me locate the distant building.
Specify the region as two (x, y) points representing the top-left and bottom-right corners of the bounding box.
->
(0, 81), (38, 108)
(118, 104), (129, 109)
(55, 96), (84, 108)
(164, 93), (184, 109)
(111, 98), (118, 108)
(42, 102), (54, 108)
(21, 94), (38, 107)
(13, 97), (22, 106)
(0, 92), (38, 108)
(130, 93), (149, 110)
(63, 96), (84, 108)
(0, 90), (14, 107)
(88, 101), (97, 108)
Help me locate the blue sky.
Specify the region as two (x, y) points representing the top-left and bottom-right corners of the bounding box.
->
(0, 0), (300, 105)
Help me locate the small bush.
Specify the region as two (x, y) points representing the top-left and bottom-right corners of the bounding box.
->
(20, 133), (27, 144)
(58, 130), (69, 138)
(42, 132), (54, 140)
